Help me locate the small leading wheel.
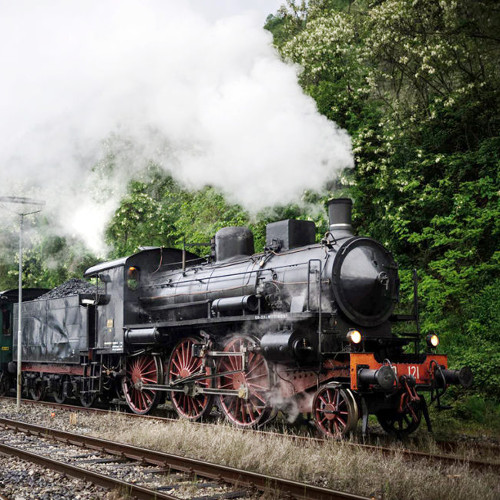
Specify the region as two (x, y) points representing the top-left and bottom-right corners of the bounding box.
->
(312, 385), (358, 438)
(122, 354), (162, 415)
(217, 336), (273, 428)
(30, 379), (46, 401)
(168, 337), (213, 421)
(377, 397), (422, 439)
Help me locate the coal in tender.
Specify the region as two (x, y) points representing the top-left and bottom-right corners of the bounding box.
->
(36, 279), (99, 300)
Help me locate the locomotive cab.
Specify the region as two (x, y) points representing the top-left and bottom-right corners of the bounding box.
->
(84, 247), (203, 352)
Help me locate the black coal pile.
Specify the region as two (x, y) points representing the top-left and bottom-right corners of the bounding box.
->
(36, 279), (99, 300)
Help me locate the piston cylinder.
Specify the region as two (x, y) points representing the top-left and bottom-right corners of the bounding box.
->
(260, 330), (315, 363)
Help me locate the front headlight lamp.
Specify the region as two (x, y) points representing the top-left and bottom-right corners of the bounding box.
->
(426, 334), (440, 348)
(347, 329), (362, 344)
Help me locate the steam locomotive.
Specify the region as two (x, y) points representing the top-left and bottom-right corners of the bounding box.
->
(0, 199), (472, 437)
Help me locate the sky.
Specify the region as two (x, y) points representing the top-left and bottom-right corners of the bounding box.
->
(0, 0), (352, 254)
(191, 0), (284, 22)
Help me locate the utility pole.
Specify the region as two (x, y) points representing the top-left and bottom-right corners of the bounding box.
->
(0, 196), (45, 410)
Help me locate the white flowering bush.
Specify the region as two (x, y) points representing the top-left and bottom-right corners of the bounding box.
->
(266, 0), (500, 398)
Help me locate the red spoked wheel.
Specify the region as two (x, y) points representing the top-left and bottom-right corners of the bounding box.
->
(122, 354), (162, 415)
(312, 385), (358, 438)
(168, 337), (213, 421)
(377, 394), (422, 438)
(217, 336), (273, 428)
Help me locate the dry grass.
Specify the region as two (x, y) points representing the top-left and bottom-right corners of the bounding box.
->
(1, 401), (499, 500)
(92, 414), (499, 500)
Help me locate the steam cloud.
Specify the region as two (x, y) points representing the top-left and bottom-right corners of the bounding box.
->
(0, 0), (353, 253)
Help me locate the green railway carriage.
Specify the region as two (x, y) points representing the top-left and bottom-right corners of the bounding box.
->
(0, 293), (13, 368)
(0, 289), (49, 394)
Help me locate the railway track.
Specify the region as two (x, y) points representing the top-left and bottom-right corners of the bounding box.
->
(0, 416), (367, 500)
(2, 396), (498, 475)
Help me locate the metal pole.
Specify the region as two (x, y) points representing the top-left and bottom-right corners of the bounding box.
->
(0, 197), (44, 411)
(16, 214), (23, 410)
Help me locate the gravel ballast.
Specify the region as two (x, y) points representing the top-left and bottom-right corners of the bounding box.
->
(0, 454), (109, 500)
(0, 399), (499, 500)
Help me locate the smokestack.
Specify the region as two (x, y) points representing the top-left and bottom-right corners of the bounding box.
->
(327, 198), (353, 240)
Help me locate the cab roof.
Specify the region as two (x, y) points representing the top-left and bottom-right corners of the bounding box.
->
(84, 247), (202, 277)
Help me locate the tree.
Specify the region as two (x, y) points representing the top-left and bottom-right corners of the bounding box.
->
(266, 0), (500, 396)
(0, 217), (97, 291)
(105, 166), (251, 257)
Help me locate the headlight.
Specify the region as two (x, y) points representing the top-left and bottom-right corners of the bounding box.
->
(426, 334), (439, 348)
(347, 330), (362, 344)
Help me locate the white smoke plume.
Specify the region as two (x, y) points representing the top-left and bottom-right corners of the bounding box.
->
(0, 0), (353, 254)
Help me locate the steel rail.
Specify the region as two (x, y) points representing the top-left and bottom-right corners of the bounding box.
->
(0, 441), (178, 500)
(0, 417), (368, 500)
(1, 397), (498, 473)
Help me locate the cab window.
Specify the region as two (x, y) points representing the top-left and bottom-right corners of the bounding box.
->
(127, 266), (140, 290)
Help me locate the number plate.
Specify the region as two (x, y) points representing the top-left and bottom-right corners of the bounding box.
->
(397, 364), (421, 381)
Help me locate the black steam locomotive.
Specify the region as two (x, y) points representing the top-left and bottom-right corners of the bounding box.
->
(0, 199), (472, 437)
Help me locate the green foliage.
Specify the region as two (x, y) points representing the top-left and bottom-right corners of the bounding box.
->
(105, 167), (251, 257)
(19, 235), (96, 289)
(251, 200), (329, 251)
(105, 167), (335, 258)
(267, 0), (500, 399)
(428, 390), (500, 436)
(173, 187), (249, 249)
(454, 395), (500, 429)
(105, 171), (180, 257)
(0, 219), (97, 291)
